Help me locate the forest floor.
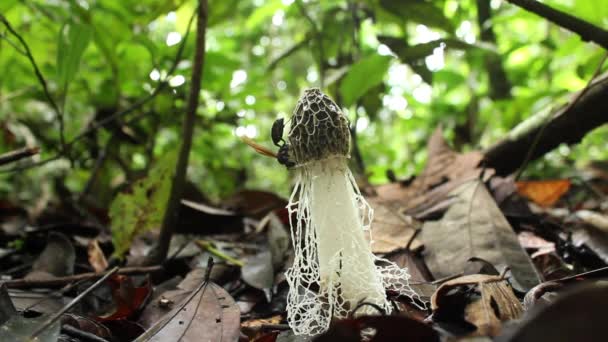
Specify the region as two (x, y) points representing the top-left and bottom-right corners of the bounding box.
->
(1, 126), (608, 342)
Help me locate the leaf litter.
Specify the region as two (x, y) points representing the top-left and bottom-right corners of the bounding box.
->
(2, 126), (608, 341)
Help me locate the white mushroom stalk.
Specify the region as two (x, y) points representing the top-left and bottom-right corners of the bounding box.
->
(283, 89), (421, 336)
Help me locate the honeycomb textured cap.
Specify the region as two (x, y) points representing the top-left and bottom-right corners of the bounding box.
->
(287, 88), (350, 165)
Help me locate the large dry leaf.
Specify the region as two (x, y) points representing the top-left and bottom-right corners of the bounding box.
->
(369, 198), (421, 253)
(422, 180), (541, 292)
(369, 126), (487, 253)
(135, 281), (240, 342)
(374, 126), (486, 209)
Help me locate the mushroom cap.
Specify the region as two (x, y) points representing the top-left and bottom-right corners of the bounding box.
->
(287, 88), (350, 165)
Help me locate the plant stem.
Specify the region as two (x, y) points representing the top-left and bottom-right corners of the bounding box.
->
(149, 0), (208, 264)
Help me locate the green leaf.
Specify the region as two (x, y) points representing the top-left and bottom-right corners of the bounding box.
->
(56, 19), (92, 91)
(210, 0), (242, 27)
(379, 0), (454, 33)
(339, 54), (393, 107)
(379, 36), (495, 62)
(0, 0), (19, 12)
(378, 36), (496, 84)
(109, 149), (178, 258)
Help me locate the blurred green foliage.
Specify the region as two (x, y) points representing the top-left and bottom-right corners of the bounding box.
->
(0, 0), (607, 206)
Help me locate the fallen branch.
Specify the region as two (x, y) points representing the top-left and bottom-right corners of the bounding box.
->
(2, 265), (162, 289)
(505, 0), (608, 50)
(484, 71), (608, 175)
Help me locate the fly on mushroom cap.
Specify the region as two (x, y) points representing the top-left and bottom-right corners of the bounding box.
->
(288, 88), (350, 166)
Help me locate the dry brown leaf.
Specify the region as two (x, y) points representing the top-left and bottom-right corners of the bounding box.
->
(422, 180), (541, 292)
(369, 126), (488, 253)
(432, 274), (522, 337)
(516, 179), (571, 207)
(87, 239), (108, 273)
(431, 274), (503, 310)
(498, 283), (608, 342)
(368, 198), (421, 253)
(241, 314), (283, 339)
(465, 280), (523, 336)
(136, 281), (240, 342)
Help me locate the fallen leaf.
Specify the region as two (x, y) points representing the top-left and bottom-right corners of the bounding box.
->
(177, 199), (244, 235)
(571, 225), (608, 263)
(422, 180), (541, 292)
(242, 314), (283, 338)
(465, 279), (523, 336)
(88, 239), (108, 273)
(497, 283), (608, 342)
(0, 284), (16, 325)
(374, 127), (488, 216)
(370, 126), (489, 253)
(432, 274), (522, 337)
(222, 190), (288, 218)
(431, 274), (503, 310)
(368, 198), (421, 253)
(515, 179), (571, 207)
(266, 212), (290, 270)
(62, 313), (114, 340)
(242, 248), (274, 302)
(96, 275), (152, 321)
(135, 280), (240, 342)
(26, 232), (75, 280)
(575, 209), (608, 232)
(386, 249), (435, 299)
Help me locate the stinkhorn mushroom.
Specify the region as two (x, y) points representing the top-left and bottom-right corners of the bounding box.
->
(280, 88), (421, 336)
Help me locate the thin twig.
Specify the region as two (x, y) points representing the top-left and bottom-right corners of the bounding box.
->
(150, 0), (208, 264)
(2, 265), (162, 289)
(515, 52), (608, 180)
(267, 36), (312, 70)
(0, 146), (39, 166)
(506, 0), (608, 50)
(28, 267), (119, 339)
(0, 15), (65, 149)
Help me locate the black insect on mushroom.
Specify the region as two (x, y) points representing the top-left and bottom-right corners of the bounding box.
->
(271, 117), (295, 168)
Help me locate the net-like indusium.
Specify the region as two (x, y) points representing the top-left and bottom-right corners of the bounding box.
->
(284, 89), (422, 336)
